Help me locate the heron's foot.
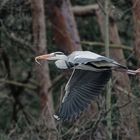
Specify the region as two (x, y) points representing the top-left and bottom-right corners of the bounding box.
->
(127, 68), (140, 75)
(135, 68), (140, 75)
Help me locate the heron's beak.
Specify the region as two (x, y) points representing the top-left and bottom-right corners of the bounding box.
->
(35, 54), (53, 64)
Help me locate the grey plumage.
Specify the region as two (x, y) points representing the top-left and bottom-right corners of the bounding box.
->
(35, 51), (131, 121)
(55, 51), (127, 70)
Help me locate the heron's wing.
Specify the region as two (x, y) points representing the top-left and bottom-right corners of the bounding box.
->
(70, 51), (113, 64)
(73, 56), (127, 69)
(54, 69), (111, 121)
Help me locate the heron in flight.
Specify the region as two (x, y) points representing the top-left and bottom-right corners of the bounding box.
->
(35, 51), (140, 121)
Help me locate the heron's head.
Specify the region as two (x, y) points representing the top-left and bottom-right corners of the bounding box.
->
(35, 52), (67, 64)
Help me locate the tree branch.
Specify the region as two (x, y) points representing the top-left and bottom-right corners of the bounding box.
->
(81, 41), (133, 51)
(0, 21), (35, 53)
(72, 4), (98, 16)
(0, 79), (36, 90)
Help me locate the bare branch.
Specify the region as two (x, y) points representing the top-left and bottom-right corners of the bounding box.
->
(0, 21), (35, 53)
(81, 41), (133, 51)
(72, 4), (98, 16)
(0, 79), (36, 90)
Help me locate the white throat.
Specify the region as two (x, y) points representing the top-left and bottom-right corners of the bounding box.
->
(55, 60), (68, 69)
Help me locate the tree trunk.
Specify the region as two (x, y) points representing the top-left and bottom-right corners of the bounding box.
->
(133, 0), (140, 64)
(31, 0), (57, 139)
(96, 8), (140, 140)
(48, 0), (81, 54)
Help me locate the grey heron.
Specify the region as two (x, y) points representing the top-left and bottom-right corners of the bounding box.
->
(35, 51), (140, 121)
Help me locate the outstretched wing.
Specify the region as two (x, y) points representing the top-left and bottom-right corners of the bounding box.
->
(54, 69), (111, 121)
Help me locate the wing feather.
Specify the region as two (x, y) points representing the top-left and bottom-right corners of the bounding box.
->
(54, 69), (111, 121)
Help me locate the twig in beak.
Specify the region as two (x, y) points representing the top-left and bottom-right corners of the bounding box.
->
(35, 57), (41, 65)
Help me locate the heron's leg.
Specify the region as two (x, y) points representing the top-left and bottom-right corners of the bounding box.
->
(113, 68), (140, 75)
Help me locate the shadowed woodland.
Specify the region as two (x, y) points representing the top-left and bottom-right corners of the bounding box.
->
(0, 0), (140, 140)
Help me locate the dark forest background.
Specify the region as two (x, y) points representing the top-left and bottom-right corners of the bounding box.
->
(0, 0), (140, 140)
